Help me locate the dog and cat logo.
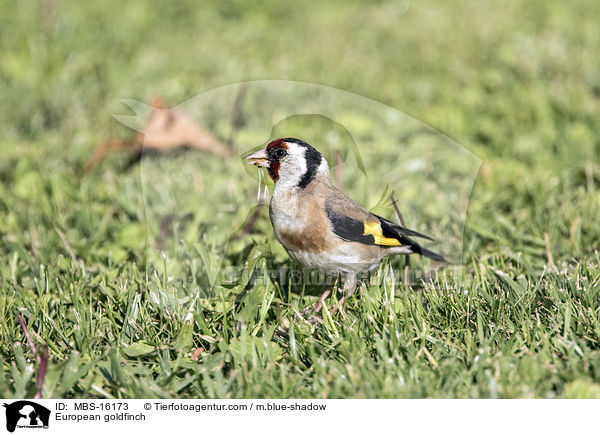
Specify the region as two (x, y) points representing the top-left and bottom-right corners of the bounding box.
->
(2, 401), (50, 432)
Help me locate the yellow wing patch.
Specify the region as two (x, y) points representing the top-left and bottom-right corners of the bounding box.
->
(363, 220), (402, 246)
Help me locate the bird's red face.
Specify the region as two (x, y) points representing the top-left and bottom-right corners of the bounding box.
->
(244, 138), (290, 182)
(244, 138), (325, 189)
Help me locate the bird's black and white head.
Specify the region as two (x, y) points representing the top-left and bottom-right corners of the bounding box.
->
(244, 138), (329, 191)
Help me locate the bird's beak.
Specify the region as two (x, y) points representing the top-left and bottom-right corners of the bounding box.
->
(243, 148), (269, 167)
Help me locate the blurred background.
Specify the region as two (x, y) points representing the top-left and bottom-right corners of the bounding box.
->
(2, 0), (598, 163)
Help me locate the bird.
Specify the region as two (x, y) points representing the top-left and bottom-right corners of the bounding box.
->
(244, 137), (446, 310)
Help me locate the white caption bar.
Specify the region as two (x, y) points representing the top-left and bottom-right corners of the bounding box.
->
(0, 399), (597, 435)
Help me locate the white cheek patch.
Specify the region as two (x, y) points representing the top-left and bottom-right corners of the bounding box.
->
(273, 145), (308, 193)
(317, 156), (330, 177)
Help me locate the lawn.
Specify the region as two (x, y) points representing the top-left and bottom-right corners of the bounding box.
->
(1, 0), (600, 398)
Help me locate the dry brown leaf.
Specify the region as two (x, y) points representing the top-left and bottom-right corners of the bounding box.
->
(83, 96), (231, 174)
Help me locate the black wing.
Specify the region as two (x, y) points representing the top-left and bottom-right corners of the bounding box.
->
(325, 205), (447, 262)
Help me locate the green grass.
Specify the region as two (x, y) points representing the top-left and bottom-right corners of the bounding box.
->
(1, 0), (600, 398)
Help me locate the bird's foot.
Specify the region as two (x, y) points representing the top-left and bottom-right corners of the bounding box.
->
(330, 295), (345, 315)
(313, 288), (332, 313)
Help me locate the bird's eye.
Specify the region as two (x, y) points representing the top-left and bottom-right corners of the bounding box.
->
(275, 148), (287, 159)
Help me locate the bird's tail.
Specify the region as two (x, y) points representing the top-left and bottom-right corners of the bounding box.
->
(412, 244), (448, 263)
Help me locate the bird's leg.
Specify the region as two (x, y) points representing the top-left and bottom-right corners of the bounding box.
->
(313, 271), (340, 312)
(313, 288), (332, 313)
(343, 273), (357, 298)
(331, 273), (357, 314)
(311, 273), (356, 314)
(332, 294), (345, 315)
(295, 287), (331, 326)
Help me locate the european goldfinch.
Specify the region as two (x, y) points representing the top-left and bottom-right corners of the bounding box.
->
(244, 138), (446, 306)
